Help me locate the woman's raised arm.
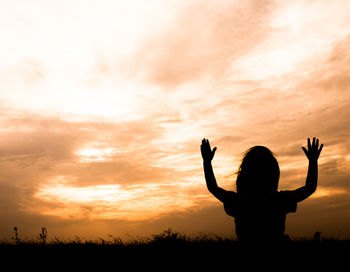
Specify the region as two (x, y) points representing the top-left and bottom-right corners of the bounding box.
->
(201, 138), (227, 202)
(291, 137), (323, 202)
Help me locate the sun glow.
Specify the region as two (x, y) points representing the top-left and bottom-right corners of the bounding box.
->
(33, 177), (210, 220)
(312, 187), (348, 198)
(75, 146), (119, 162)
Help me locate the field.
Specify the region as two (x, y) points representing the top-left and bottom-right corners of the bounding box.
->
(1, 229), (349, 271)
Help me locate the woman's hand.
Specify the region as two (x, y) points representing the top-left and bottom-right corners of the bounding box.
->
(201, 138), (217, 162)
(302, 137), (323, 161)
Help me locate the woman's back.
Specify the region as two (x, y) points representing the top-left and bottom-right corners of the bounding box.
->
(223, 190), (297, 243)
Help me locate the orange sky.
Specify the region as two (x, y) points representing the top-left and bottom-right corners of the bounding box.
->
(1, 0), (350, 240)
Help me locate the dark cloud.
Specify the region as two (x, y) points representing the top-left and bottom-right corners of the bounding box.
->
(287, 193), (350, 238)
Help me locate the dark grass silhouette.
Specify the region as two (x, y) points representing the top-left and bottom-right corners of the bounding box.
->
(0, 229), (349, 271)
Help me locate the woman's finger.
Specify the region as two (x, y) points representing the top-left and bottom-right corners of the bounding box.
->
(302, 146), (308, 156)
(319, 143), (323, 153)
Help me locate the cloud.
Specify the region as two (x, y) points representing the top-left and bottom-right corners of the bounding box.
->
(0, 108), (211, 234)
(0, 110), (173, 184)
(124, 0), (277, 88)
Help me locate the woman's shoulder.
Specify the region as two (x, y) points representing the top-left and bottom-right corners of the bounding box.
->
(277, 190), (298, 199)
(276, 190), (298, 213)
(220, 189), (237, 202)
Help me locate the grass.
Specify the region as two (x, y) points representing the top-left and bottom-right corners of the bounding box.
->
(1, 228), (349, 271)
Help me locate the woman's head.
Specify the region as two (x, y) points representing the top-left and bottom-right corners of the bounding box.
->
(236, 146), (280, 194)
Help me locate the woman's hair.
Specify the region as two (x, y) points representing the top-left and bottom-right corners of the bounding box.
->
(236, 146), (280, 194)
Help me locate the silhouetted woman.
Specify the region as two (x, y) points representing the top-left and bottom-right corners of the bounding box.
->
(201, 137), (323, 269)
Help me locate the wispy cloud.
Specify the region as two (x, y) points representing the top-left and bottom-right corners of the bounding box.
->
(124, 0), (276, 88)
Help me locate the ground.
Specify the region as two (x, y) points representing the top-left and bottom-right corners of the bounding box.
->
(1, 230), (349, 271)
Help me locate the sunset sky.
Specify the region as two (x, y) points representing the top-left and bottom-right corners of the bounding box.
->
(1, 0), (350, 240)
